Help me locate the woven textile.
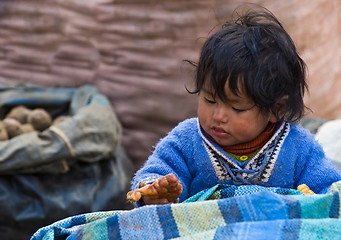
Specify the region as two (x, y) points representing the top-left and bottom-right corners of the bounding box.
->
(31, 181), (341, 240)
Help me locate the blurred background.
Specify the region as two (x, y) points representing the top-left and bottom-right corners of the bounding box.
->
(0, 0), (340, 171)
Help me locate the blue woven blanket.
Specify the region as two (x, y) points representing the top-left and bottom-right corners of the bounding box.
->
(31, 181), (341, 240)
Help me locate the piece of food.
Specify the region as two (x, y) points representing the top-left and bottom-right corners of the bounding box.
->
(126, 173), (183, 203)
(5, 105), (31, 124)
(297, 184), (315, 195)
(3, 118), (23, 138)
(27, 108), (52, 131)
(0, 121), (9, 141)
(52, 115), (72, 126)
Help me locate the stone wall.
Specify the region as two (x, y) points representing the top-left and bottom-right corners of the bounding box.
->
(0, 0), (340, 169)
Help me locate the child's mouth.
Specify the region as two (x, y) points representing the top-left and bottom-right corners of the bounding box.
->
(212, 127), (229, 138)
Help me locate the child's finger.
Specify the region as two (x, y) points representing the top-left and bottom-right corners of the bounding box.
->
(164, 173), (179, 185)
(158, 174), (181, 190)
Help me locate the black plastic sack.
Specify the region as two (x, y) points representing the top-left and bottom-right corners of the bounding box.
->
(0, 84), (134, 239)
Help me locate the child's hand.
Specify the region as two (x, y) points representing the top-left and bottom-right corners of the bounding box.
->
(127, 173), (183, 205)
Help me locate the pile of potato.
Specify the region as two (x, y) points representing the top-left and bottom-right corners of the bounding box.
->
(0, 105), (71, 141)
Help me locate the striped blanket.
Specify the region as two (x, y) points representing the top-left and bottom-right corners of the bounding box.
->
(31, 181), (341, 240)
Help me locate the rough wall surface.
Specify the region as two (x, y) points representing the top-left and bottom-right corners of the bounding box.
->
(0, 0), (340, 169)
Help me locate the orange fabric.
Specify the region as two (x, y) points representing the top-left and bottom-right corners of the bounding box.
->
(222, 122), (276, 156)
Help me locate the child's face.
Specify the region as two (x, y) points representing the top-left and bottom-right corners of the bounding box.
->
(198, 81), (276, 147)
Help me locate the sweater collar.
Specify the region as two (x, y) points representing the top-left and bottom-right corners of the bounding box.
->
(198, 119), (290, 184)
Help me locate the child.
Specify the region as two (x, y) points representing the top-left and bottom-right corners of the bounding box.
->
(127, 7), (341, 206)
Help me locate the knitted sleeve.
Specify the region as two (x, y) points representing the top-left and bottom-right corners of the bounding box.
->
(130, 119), (197, 202)
(293, 128), (341, 193)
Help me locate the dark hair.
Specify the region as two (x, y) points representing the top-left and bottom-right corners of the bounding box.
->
(188, 7), (308, 122)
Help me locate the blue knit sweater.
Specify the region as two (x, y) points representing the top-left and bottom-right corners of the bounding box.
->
(131, 118), (341, 202)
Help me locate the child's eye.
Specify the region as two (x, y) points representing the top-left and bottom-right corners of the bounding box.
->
(232, 104), (255, 113)
(232, 107), (246, 113)
(204, 97), (216, 104)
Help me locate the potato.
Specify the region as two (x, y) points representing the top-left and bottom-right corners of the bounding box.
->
(3, 118), (23, 138)
(27, 108), (52, 131)
(20, 123), (35, 134)
(0, 121), (9, 141)
(5, 105), (31, 124)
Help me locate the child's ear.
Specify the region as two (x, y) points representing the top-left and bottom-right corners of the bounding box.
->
(269, 95), (288, 123)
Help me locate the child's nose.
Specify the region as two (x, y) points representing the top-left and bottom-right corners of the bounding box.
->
(213, 106), (228, 123)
